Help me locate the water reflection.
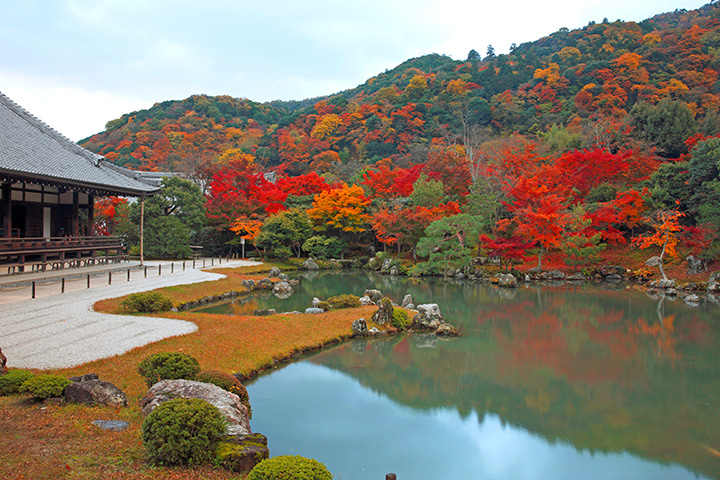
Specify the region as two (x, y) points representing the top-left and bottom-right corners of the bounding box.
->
(248, 362), (708, 480)
(225, 271), (720, 478)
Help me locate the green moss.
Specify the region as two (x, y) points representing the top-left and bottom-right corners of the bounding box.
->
(326, 294), (361, 309)
(248, 455), (333, 480)
(391, 307), (410, 330)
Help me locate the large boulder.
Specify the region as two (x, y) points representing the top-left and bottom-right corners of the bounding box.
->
(0, 348), (7, 376)
(268, 267), (281, 278)
(412, 304), (444, 330)
(686, 255), (704, 275)
(352, 318), (368, 336)
(601, 265), (626, 276)
(301, 258), (319, 270)
(371, 298), (394, 325)
(241, 279), (255, 290)
(64, 379), (128, 407)
(364, 289), (384, 303)
(401, 294), (414, 309)
(215, 433), (269, 474)
(497, 273), (517, 288)
(140, 379), (251, 436)
(272, 281), (294, 296)
(256, 278), (273, 290)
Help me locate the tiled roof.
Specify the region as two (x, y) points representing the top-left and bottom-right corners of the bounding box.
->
(0, 91), (159, 196)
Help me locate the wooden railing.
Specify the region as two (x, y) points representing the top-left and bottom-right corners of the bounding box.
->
(0, 236), (127, 274)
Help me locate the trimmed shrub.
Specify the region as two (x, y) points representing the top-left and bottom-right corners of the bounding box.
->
(316, 301), (332, 311)
(326, 294), (361, 309)
(120, 292), (173, 313)
(19, 374), (70, 400)
(137, 352), (201, 387)
(248, 455), (333, 480)
(142, 397), (225, 466)
(0, 369), (35, 396)
(196, 370), (252, 418)
(391, 307), (410, 330)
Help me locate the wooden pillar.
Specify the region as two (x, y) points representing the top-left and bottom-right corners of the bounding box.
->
(140, 196), (145, 266)
(71, 191), (79, 237)
(2, 183), (11, 238)
(88, 194), (95, 236)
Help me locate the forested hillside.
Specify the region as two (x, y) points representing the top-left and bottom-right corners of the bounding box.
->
(84, 3), (720, 274)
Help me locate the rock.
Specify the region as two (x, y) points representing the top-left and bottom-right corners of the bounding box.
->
(686, 255), (704, 275)
(389, 266), (400, 276)
(658, 279), (677, 289)
(253, 309), (277, 316)
(216, 433), (269, 474)
(435, 323), (461, 336)
(304, 307), (324, 314)
(605, 274), (623, 283)
(368, 327), (381, 335)
(380, 258), (394, 273)
(64, 379), (128, 407)
(497, 273), (517, 288)
(708, 282), (720, 293)
(601, 265), (626, 276)
(301, 258), (319, 270)
(288, 279), (300, 286)
(278, 273), (289, 281)
(352, 318), (368, 336)
(69, 373), (99, 383)
(257, 278), (273, 289)
(545, 270), (566, 281)
(684, 294), (701, 304)
(272, 281), (294, 295)
(241, 279), (255, 290)
(401, 294), (413, 308)
(311, 297), (322, 308)
(665, 288), (678, 296)
(566, 272), (586, 282)
(359, 295), (375, 306)
(0, 348), (7, 375)
(364, 289), (384, 303)
(268, 267), (281, 278)
(371, 298), (394, 325)
(412, 304), (444, 330)
(92, 420), (130, 431)
(645, 256), (662, 268)
(140, 379), (251, 436)
(710, 271), (720, 283)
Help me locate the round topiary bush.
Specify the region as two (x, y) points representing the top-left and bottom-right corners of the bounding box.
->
(137, 352), (201, 387)
(19, 374), (70, 400)
(316, 301), (332, 311)
(120, 291), (173, 313)
(196, 370), (252, 418)
(391, 307), (410, 330)
(0, 369), (35, 396)
(142, 397), (225, 466)
(248, 455), (333, 480)
(326, 294), (361, 309)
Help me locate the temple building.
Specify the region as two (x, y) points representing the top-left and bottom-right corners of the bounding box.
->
(0, 91), (159, 272)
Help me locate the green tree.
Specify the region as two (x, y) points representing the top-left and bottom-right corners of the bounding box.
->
(255, 209), (313, 259)
(414, 214), (485, 276)
(118, 177), (206, 259)
(411, 174), (445, 207)
(630, 100), (697, 158)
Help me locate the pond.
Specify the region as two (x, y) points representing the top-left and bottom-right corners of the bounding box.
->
(196, 271), (720, 480)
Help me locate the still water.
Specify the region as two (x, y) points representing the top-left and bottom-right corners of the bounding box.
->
(198, 271), (720, 479)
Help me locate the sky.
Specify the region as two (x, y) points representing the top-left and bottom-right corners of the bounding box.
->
(0, 0), (712, 141)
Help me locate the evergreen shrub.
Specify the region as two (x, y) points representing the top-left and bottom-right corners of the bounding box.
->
(248, 455), (333, 480)
(137, 352), (201, 387)
(19, 374), (70, 400)
(0, 370), (35, 396)
(120, 292), (173, 313)
(326, 294), (361, 309)
(142, 397), (225, 466)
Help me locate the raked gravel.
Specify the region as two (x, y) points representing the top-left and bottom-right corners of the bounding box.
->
(0, 260), (262, 370)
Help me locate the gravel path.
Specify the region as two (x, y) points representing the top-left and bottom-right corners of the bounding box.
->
(0, 260), (262, 370)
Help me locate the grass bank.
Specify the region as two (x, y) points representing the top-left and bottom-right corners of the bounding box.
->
(1, 263), (375, 480)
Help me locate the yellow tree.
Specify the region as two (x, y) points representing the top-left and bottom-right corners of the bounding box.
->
(632, 209), (684, 281)
(307, 184), (370, 234)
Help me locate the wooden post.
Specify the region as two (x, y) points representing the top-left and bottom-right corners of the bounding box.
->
(386, 474), (397, 480)
(2, 183), (11, 238)
(159, 264), (162, 276)
(71, 191), (79, 237)
(31, 281), (36, 299)
(140, 196), (145, 266)
(183, 261), (185, 271)
(88, 193), (95, 236)
(171, 262), (174, 274)
(87, 274), (90, 288)
(61, 278), (65, 293)
(108, 272), (112, 285)
(127, 268), (131, 282)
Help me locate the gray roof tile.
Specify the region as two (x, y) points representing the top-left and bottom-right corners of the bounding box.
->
(0, 91), (159, 196)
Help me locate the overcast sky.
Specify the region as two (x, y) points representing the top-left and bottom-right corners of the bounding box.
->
(0, 0), (711, 141)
